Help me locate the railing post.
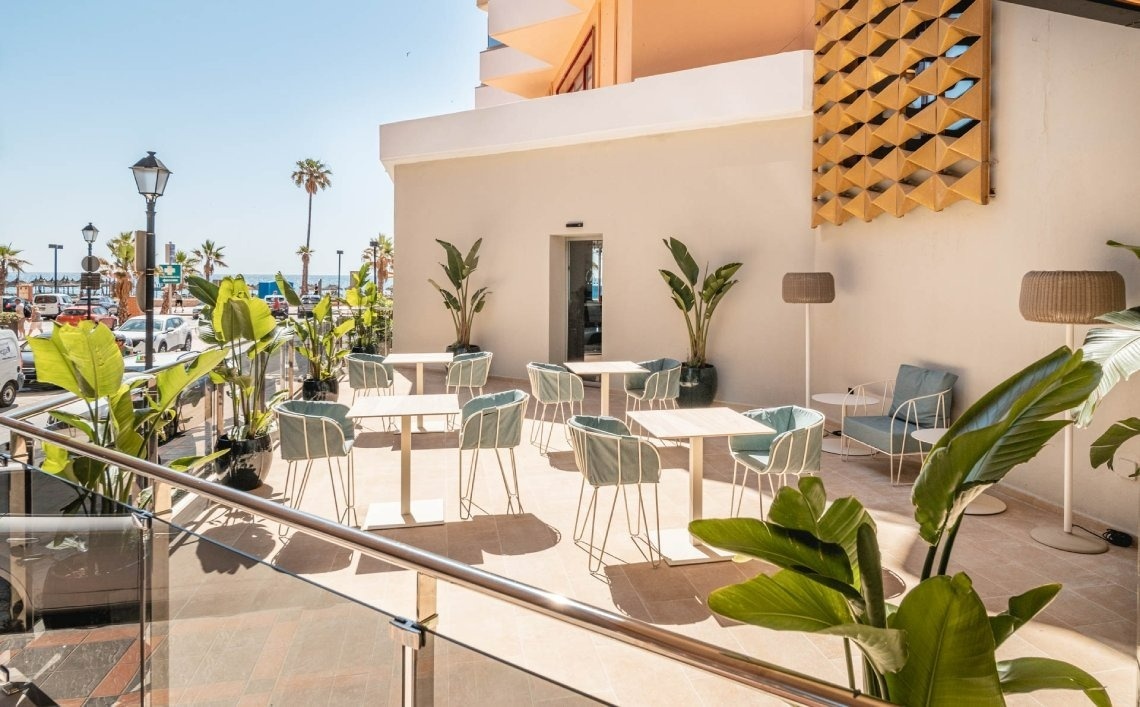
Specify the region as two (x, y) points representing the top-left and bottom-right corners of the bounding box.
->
(389, 617), (426, 707)
(286, 337), (295, 398)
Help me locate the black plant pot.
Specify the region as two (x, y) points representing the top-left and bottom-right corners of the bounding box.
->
(350, 344), (377, 355)
(216, 433), (273, 490)
(678, 364), (718, 408)
(301, 377), (339, 401)
(446, 343), (481, 355)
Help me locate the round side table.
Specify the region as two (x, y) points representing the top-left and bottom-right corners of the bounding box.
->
(910, 427), (1007, 516)
(812, 392), (880, 457)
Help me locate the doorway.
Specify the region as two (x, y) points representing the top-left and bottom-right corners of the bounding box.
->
(566, 240), (603, 362)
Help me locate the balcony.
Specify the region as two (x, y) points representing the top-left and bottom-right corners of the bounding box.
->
(486, 0), (588, 67)
(479, 44), (555, 98)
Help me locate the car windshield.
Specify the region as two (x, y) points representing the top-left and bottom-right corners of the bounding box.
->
(117, 319), (148, 331)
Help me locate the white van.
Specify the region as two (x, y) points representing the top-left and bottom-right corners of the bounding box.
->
(33, 293), (73, 319)
(0, 330), (21, 407)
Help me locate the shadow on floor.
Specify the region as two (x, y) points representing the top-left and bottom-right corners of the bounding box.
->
(273, 531), (354, 575)
(194, 522), (277, 574)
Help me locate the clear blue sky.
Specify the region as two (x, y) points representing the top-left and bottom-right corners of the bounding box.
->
(0, 1), (486, 277)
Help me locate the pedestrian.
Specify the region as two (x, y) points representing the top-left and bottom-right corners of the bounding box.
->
(14, 304), (24, 340)
(175, 292), (184, 311)
(26, 306), (41, 337)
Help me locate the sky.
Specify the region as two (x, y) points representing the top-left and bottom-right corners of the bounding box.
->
(0, 1), (487, 277)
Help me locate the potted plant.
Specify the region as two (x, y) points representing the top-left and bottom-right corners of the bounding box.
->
(688, 348), (1109, 705)
(345, 264), (383, 354)
(658, 237), (742, 407)
(0, 312), (19, 334)
(188, 274), (286, 490)
(276, 273), (354, 400)
(428, 238), (489, 354)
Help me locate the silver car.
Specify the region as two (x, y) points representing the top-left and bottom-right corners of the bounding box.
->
(116, 315), (193, 353)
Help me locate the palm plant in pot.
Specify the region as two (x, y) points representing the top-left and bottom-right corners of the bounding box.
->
(345, 263), (385, 354)
(659, 237), (742, 407)
(428, 238), (489, 354)
(188, 274), (287, 490)
(276, 273), (354, 400)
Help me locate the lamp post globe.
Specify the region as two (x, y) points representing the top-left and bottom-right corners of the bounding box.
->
(81, 223), (99, 320)
(130, 151), (172, 372)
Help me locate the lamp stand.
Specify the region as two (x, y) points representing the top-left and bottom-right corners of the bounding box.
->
(1029, 323), (1108, 554)
(804, 302), (812, 408)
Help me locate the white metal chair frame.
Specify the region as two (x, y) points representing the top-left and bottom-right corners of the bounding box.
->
(446, 352), (493, 401)
(275, 403), (357, 527)
(526, 363), (584, 454)
(458, 392), (529, 520)
(568, 417), (662, 577)
(842, 379), (952, 485)
(730, 412), (825, 519)
(346, 353), (394, 403)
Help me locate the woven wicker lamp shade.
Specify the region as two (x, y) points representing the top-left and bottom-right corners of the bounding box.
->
(782, 272), (835, 304)
(1019, 271), (1125, 324)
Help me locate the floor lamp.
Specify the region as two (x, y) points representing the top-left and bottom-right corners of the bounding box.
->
(783, 272), (835, 408)
(1019, 270), (1125, 554)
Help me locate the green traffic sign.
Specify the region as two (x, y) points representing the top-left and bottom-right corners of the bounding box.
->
(157, 263), (182, 284)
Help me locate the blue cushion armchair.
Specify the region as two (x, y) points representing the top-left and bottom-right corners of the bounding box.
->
(624, 358), (681, 426)
(275, 400), (357, 526)
(458, 389), (529, 520)
(526, 362), (585, 454)
(346, 353), (395, 402)
(447, 351), (493, 401)
(729, 406), (825, 518)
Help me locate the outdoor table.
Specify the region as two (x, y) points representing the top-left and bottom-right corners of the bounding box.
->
(627, 407), (775, 565)
(563, 360), (647, 417)
(911, 427), (1007, 516)
(811, 391), (880, 456)
(383, 352), (454, 431)
(348, 393), (460, 529)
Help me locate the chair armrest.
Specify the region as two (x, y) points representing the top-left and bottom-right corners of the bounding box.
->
(889, 389), (951, 431)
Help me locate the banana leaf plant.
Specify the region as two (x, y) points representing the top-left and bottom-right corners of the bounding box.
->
(658, 237), (741, 367)
(275, 273), (354, 382)
(689, 347), (1109, 706)
(345, 263), (384, 352)
(29, 321), (227, 512)
(1076, 240), (1140, 476)
(427, 238), (488, 349)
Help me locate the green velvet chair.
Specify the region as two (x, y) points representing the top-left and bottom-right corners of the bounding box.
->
(526, 362), (584, 454)
(275, 400), (357, 526)
(567, 415), (661, 575)
(842, 365), (958, 484)
(729, 405), (825, 518)
(458, 389), (529, 520)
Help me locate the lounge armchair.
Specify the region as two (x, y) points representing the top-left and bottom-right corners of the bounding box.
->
(458, 389), (529, 520)
(526, 362), (585, 454)
(729, 406), (825, 518)
(275, 400), (357, 526)
(568, 415), (661, 575)
(624, 358), (681, 425)
(842, 365), (958, 484)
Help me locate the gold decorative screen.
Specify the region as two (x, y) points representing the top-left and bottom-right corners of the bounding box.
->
(812, 0), (990, 226)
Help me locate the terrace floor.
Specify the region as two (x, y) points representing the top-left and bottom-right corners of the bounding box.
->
(157, 366), (1137, 705)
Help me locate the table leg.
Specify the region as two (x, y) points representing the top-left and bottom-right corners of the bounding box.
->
(599, 373), (610, 417)
(689, 436), (703, 525)
(415, 362), (425, 430)
(660, 434), (729, 564)
(401, 414), (412, 516)
(362, 413), (445, 530)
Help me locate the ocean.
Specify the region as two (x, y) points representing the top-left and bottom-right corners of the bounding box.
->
(11, 272), (392, 295)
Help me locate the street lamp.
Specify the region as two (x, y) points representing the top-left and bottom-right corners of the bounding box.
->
(81, 223), (99, 320)
(369, 239), (379, 290)
(48, 244), (63, 293)
(336, 250), (344, 298)
(130, 151), (171, 371)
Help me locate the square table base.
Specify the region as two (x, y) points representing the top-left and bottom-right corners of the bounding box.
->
(363, 498), (445, 530)
(659, 528), (733, 566)
(821, 436), (874, 456)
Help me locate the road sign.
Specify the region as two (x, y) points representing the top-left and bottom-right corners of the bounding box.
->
(80, 273), (101, 290)
(157, 263), (182, 285)
(81, 255), (100, 273)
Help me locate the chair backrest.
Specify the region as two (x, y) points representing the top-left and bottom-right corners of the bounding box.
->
(275, 400), (354, 461)
(459, 389), (528, 450)
(527, 362), (584, 404)
(766, 406), (825, 475)
(448, 351), (493, 388)
(625, 358), (682, 400)
(888, 365), (958, 427)
(568, 415), (661, 487)
(347, 353), (393, 390)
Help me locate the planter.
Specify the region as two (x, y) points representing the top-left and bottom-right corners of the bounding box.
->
(216, 433), (273, 490)
(446, 344), (481, 355)
(350, 344), (378, 355)
(301, 377), (339, 401)
(678, 364), (718, 408)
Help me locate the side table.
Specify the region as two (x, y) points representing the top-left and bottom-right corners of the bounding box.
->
(911, 427), (1007, 516)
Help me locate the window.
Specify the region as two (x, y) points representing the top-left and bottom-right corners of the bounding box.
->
(556, 31), (595, 95)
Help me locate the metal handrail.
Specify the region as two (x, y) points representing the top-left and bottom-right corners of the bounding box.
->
(0, 407), (879, 706)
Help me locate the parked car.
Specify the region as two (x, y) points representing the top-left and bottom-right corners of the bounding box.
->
(191, 303), (207, 319)
(2, 297), (31, 317)
(55, 306), (118, 328)
(297, 294), (322, 317)
(0, 330), (21, 406)
(32, 293), (73, 319)
(76, 295), (118, 316)
(265, 294), (289, 319)
(116, 315), (193, 353)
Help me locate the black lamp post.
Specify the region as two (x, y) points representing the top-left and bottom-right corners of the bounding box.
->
(130, 151), (171, 371)
(336, 250), (344, 298)
(48, 244), (63, 293)
(369, 239), (380, 289)
(81, 223), (99, 320)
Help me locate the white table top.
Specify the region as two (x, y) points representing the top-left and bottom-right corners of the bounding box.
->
(348, 394), (460, 419)
(564, 360), (647, 376)
(911, 427), (948, 445)
(628, 407), (774, 440)
(812, 392), (881, 407)
(383, 352), (454, 365)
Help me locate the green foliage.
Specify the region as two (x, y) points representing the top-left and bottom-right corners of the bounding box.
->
(276, 273), (354, 381)
(29, 321), (225, 509)
(188, 274), (285, 440)
(1090, 418), (1140, 476)
(658, 237), (741, 367)
(345, 264), (390, 350)
(427, 238), (489, 347)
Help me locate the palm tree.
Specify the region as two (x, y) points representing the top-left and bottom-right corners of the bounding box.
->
(101, 232), (137, 322)
(291, 158), (332, 294)
(0, 244), (30, 298)
(361, 233), (394, 291)
(297, 245), (313, 299)
(191, 240), (227, 283)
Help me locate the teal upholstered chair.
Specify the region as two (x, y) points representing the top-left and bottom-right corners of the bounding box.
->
(526, 362), (585, 453)
(567, 415), (661, 574)
(458, 389), (529, 520)
(729, 406), (825, 518)
(842, 365), (958, 484)
(447, 351), (493, 401)
(346, 353), (394, 402)
(624, 358), (681, 423)
(275, 400), (357, 526)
